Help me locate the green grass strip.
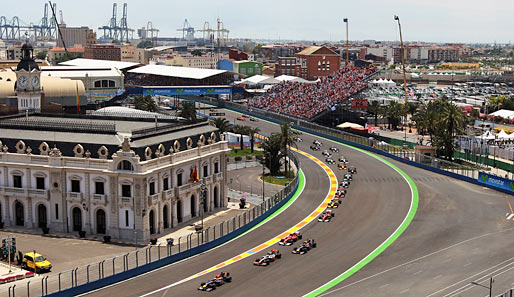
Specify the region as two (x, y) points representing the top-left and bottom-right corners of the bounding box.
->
(304, 146), (419, 297)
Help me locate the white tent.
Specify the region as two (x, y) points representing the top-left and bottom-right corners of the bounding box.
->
(490, 109), (514, 120)
(497, 129), (509, 139)
(337, 122), (364, 129)
(240, 75), (280, 86)
(275, 75), (315, 84)
(478, 130), (495, 140)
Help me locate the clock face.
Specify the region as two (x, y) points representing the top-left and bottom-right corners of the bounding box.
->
(18, 76), (28, 87)
(31, 76), (40, 88)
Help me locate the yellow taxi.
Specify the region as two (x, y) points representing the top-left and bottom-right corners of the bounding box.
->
(22, 252), (52, 273)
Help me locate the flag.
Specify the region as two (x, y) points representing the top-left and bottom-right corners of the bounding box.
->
(190, 166), (199, 183)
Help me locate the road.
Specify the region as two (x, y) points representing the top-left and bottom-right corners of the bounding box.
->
(86, 106), (514, 297)
(86, 108), (412, 297)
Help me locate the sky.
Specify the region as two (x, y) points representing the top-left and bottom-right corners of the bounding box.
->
(3, 0), (514, 44)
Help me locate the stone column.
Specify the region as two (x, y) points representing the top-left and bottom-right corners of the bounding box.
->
(172, 199), (177, 227)
(84, 173), (91, 233)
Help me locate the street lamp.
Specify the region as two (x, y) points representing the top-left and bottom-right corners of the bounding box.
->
(343, 18), (349, 66)
(470, 277), (494, 297)
(394, 15), (409, 147)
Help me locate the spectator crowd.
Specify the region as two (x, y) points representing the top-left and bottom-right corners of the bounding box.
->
(248, 66), (375, 119)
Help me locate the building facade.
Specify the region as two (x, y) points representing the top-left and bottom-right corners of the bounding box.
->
(57, 25), (97, 48)
(295, 46), (341, 80)
(233, 61), (263, 77)
(121, 45), (150, 64)
(85, 44), (121, 61)
(0, 113), (229, 242)
(275, 57), (297, 76)
(48, 46), (85, 65)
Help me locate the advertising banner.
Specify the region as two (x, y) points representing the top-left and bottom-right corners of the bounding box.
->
(477, 171), (514, 193)
(351, 99), (368, 109)
(142, 87), (233, 96)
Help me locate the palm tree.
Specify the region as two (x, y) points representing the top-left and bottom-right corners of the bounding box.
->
(211, 117), (230, 133)
(247, 126), (261, 153)
(261, 133), (282, 175)
(178, 101), (197, 121)
(384, 101), (404, 130)
(279, 123), (297, 177)
(134, 95), (157, 112)
(366, 100), (381, 126)
(232, 125), (249, 151)
(437, 101), (466, 160)
(406, 102), (418, 132)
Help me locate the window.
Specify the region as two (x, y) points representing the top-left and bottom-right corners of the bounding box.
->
(121, 184), (131, 198)
(102, 80), (108, 88)
(118, 160), (133, 171)
(108, 80), (115, 88)
(55, 204), (59, 220)
(13, 175), (22, 188)
(125, 210), (129, 227)
(94, 81), (101, 88)
(95, 181), (105, 195)
(214, 162), (219, 174)
(149, 181), (155, 195)
(71, 180), (80, 193)
(177, 173), (183, 187)
(36, 177), (45, 190)
(163, 177), (169, 191)
(203, 165), (208, 177)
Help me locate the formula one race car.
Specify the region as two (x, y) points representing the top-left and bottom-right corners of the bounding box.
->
(295, 137), (303, 142)
(313, 140), (323, 146)
(253, 249), (282, 266)
(198, 272), (232, 291)
(310, 145), (320, 151)
(326, 158), (336, 164)
(322, 150), (331, 157)
(292, 239), (317, 255)
(344, 173), (353, 181)
(338, 162), (347, 170)
(327, 200), (339, 209)
(279, 231), (302, 246)
(340, 180), (350, 188)
(318, 210), (335, 222)
(348, 166), (357, 174)
(329, 147), (339, 153)
(249, 117), (258, 122)
(338, 156), (348, 163)
(335, 191), (345, 199)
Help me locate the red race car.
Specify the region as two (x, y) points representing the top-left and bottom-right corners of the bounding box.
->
(318, 210), (335, 222)
(278, 231), (302, 246)
(253, 249), (281, 266)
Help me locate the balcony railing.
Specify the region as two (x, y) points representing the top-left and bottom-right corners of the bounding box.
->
(28, 189), (49, 199)
(2, 187), (26, 197)
(119, 197), (133, 206)
(66, 192), (83, 202)
(214, 172), (224, 182)
(163, 189), (175, 200)
(92, 194), (107, 204)
(148, 193), (160, 205)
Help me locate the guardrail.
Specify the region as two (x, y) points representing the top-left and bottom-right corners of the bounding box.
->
(187, 96), (514, 196)
(9, 152), (300, 297)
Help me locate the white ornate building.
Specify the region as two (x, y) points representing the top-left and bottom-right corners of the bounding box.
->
(0, 112), (229, 242)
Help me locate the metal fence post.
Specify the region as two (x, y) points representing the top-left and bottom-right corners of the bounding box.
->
(238, 215), (241, 229)
(45, 276), (48, 295)
(74, 268), (78, 286)
(8, 286), (11, 297)
(158, 244), (161, 260)
(12, 285), (15, 297)
(243, 212), (246, 225)
(135, 251), (139, 267)
(87, 264), (90, 283)
(213, 225), (216, 240)
(148, 247), (152, 263)
(101, 260), (105, 278)
(112, 257), (116, 274)
(205, 227), (210, 242)
(70, 269), (74, 288)
(58, 272), (61, 291)
(26, 281), (30, 297)
(197, 232), (200, 246)
(178, 236), (182, 253)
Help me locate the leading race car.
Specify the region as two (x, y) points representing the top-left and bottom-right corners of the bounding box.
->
(279, 231), (302, 246)
(318, 210), (335, 222)
(253, 249), (282, 266)
(313, 140), (323, 146)
(198, 272), (232, 292)
(329, 147), (339, 153)
(292, 239), (317, 255)
(295, 137), (303, 142)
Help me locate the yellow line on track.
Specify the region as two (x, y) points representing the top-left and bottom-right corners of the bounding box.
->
(182, 147), (337, 282)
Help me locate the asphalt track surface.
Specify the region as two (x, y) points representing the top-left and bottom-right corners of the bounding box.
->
(88, 108), (513, 297)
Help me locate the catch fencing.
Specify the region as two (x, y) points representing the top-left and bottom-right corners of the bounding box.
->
(7, 152), (300, 297)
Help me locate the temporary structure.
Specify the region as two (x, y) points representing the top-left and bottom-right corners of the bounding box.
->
(337, 122), (364, 129)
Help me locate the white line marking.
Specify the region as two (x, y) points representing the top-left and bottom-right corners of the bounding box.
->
(433, 275), (442, 280)
(315, 227), (514, 297)
(79, 173), (307, 297)
(379, 284), (390, 289)
(446, 264), (514, 296)
(414, 270), (423, 275)
(400, 289), (409, 294)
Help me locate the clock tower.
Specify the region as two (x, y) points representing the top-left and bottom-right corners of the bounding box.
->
(15, 42), (41, 112)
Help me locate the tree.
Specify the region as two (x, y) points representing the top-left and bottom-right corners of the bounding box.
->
(36, 51), (47, 60)
(54, 56), (71, 65)
(261, 133), (282, 176)
(191, 49), (203, 56)
(211, 117), (230, 133)
(406, 102), (419, 132)
(137, 40), (153, 49)
(232, 125), (249, 151)
(433, 100), (466, 160)
(384, 101), (404, 130)
(252, 43), (263, 56)
(279, 123), (297, 177)
(134, 95), (157, 112)
(366, 101), (382, 126)
(247, 126), (261, 153)
(178, 101), (197, 121)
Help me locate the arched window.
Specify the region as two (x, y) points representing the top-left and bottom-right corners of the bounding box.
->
(117, 160), (134, 171)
